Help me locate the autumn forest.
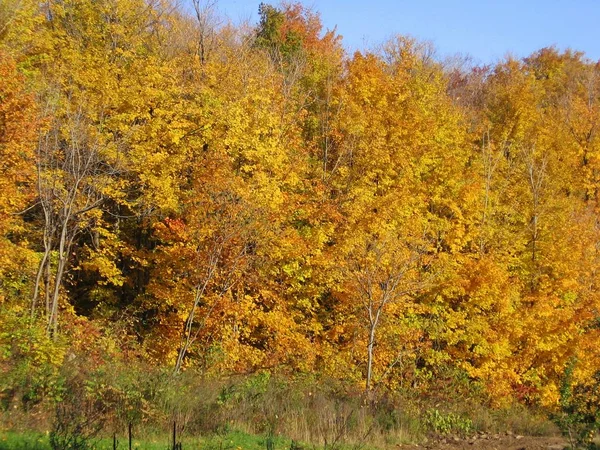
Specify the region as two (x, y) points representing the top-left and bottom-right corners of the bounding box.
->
(1, 0), (600, 447)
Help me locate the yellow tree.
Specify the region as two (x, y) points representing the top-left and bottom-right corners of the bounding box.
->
(328, 38), (471, 392)
(444, 51), (600, 403)
(2, 0), (178, 335)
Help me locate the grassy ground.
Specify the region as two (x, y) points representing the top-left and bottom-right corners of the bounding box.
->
(0, 371), (565, 450)
(0, 405), (560, 450)
(0, 430), (320, 450)
(0, 432), (48, 450)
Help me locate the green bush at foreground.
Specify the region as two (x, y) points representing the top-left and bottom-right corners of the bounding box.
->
(551, 360), (600, 450)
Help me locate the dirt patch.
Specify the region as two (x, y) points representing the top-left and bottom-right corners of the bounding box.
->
(397, 433), (569, 449)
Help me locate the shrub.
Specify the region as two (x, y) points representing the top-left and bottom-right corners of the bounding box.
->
(0, 311), (65, 412)
(552, 359), (600, 449)
(424, 408), (473, 436)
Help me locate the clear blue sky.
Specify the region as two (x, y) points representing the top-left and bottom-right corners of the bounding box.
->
(204, 0), (600, 64)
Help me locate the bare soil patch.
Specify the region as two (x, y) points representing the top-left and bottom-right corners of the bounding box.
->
(398, 433), (568, 449)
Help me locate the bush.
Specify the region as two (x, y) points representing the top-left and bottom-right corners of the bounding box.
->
(48, 360), (108, 450)
(0, 311), (65, 412)
(552, 359), (600, 449)
(423, 408), (473, 436)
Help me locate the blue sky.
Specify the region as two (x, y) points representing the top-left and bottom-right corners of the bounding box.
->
(205, 0), (600, 64)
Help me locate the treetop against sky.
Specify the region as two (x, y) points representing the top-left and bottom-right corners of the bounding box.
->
(203, 0), (600, 63)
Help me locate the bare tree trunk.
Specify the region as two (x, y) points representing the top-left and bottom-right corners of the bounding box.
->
(173, 238), (246, 375)
(47, 219), (72, 337)
(31, 236), (52, 321)
(479, 130), (502, 255)
(32, 139), (55, 322)
(44, 252), (52, 322)
(523, 144), (547, 289)
(366, 323), (376, 393)
(35, 102), (105, 337)
(47, 253), (66, 337)
(174, 278), (211, 375)
(45, 173), (80, 336)
(349, 237), (427, 395)
(365, 295), (386, 394)
(192, 0), (217, 66)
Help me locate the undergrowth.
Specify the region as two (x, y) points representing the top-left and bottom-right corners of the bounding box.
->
(0, 354), (560, 450)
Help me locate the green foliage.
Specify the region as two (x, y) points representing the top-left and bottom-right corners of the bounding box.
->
(256, 4), (285, 49)
(552, 359), (600, 449)
(217, 372), (272, 408)
(0, 311), (65, 410)
(255, 3), (302, 59)
(424, 409), (474, 436)
(289, 440), (304, 450)
(49, 364), (109, 450)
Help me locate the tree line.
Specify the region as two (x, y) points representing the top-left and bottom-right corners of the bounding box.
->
(1, 0), (600, 407)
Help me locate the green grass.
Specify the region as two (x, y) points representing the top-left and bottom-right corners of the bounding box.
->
(0, 430), (307, 450)
(0, 432), (50, 450)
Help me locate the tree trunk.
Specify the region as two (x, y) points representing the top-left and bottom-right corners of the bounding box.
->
(31, 234), (52, 322)
(366, 324), (376, 393)
(46, 217), (73, 338)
